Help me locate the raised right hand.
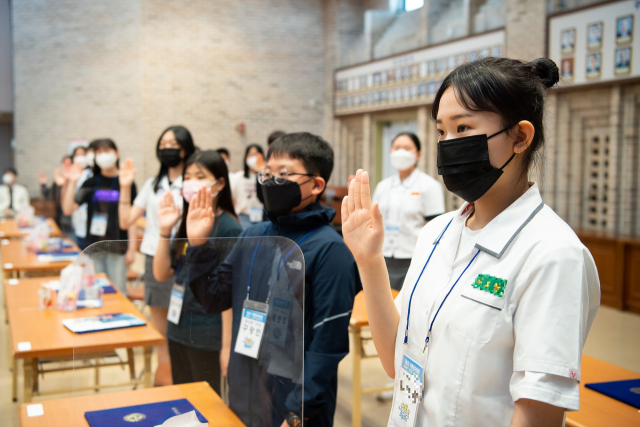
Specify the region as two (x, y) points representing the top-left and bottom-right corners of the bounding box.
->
(62, 158), (83, 182)
(158, 192), (180, 235)
(119, 158), (136, 187)
(186, 185), (215, 246)
(341, 169), (385, 265)
(38, 171), (48, 185)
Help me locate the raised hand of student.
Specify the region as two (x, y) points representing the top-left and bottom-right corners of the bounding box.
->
(341, 169), (385, 265)
(38, 171), (48, 185)
(186, 185), (215, 246)
(53, 168), (65, 186)
(158, 191), (180, 236)
(119, 158), (136, 188)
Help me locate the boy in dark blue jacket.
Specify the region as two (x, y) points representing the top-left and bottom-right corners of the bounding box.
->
(185, 133), (360, 427)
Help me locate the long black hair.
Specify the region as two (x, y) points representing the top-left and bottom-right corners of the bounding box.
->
(175, 150), (237, 246)
(153, 125), (196, 193)
(90, 138), (119, 176)
(243, 144), (264, 178)
(431, 57), (559, 178)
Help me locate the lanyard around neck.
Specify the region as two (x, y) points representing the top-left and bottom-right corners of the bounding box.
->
(403, 217), (481, 351)
(246, 224), (322, 304)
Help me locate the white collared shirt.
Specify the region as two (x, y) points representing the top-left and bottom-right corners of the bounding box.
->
(390, 183), (600, 426)
(133, 175), (183, 256)
(373, 168), (445, 259)
(230, 170), (263, 216)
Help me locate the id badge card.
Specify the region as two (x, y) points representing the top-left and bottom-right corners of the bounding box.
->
(249, 206), (263, 223)
(268, 295), (291, 347)
(234, 300), (269, 359)
(385, 225), (400, 251)
(391, 344), (426, 427)
(89, 214), (108, 237)
(167, 284), (185, 325)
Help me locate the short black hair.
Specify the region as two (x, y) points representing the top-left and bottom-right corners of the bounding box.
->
(3, 167), (17, 176)
(89, 138), (119, 174)
(216, 148), (230, 158)
(392, 132), (421, 152)
(267, 130), (286, 146)
(267, 132), (334, 186)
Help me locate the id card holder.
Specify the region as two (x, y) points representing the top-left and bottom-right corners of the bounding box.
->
(391, 344), (426, 427)
(167, 284), (185, 325)
(385, 225), (400, 251)
(234, 299), (269, 359)
(89, 214), (108, 237)
(249, 206), (263, 223)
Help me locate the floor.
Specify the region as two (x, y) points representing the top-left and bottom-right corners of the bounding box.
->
(1, 259), (639, 426)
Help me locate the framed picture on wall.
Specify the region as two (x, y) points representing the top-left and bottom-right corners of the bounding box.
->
(616, 15), (633, 44)
(428, 81), (437, 95)
(373, 72), (381, 86)
(403, 86), (410, 100)
(388, 89), (395, 102)
(561, 28), (576, 53)
(587, 22), (603, 49)
(359, 75), (367, 88)
(396, 87), (402, 100)
(419, 82), (427, 96)
(381, 72), (388, 84)
(403, 66), (411, 80)
(411, 85), (418, 98)
(586, 52), (601, 78)
(420, 62), (428, 77)
(438, 58), (447, 73)
(615, 47), (631, 74)
(411, 64), (419, 79)
(387, 69), (395, 82)
(561, 57), (574, 79)
(428, 60), (436, 74)
(381, 90), (387, 102)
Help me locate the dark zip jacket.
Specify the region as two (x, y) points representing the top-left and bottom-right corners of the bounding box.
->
(186, 202), (361, 427)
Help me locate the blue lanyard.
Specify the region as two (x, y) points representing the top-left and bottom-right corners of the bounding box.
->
(247, 224), (323, 304)
(404, 218), (480, 351)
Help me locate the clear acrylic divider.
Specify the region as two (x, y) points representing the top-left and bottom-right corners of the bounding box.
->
(61, 236), (304, 426)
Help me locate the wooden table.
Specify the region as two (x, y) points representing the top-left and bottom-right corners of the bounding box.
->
(349, 289), (399, 427)
(19, 381), (244, 427)
(0, 218), (62, 239)
(6, 275), (165, 403)
(2, 238), (80, 279)
(566, 355), (640, 427)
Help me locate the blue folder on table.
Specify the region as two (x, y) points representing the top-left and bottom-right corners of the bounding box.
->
(585, 379), (640, 409)
(84, 399), (207, 427)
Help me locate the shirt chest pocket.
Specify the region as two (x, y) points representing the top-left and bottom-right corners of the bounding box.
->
(403, 193), (423, 215)
(447, 286), (505, 344)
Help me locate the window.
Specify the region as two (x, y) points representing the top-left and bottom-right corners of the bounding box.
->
(405, 0), (424, 11)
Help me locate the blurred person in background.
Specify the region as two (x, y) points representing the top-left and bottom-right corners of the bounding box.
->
(216, 148), (230, 168)
(154, 150), (239, 392)
(0, 167), (30, 217)
(372, 132), (445, 292)
(118, 125), (196, 386)
(61, 143), (96, 249)
(230, 144), (265, 229)
(267, 130), (286, 146)
(62, 138), (137, 293)
(39, 155), (73, 235)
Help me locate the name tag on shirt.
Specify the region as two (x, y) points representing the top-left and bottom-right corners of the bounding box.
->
(167, 284), (185, 325)
(249, 206), (263, 223)
(235, 300), (269, 359)
(385, 225), (400, 251)
(391, 345), (426, 427)
(89, 214), (108, 237)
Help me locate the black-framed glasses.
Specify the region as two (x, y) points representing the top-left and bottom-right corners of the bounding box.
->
(257, 167), (316, 185)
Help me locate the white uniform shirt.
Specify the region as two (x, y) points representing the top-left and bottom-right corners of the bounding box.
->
(390, 183), (600, 426)
(230, 171), (263, 216)
(72, 168), (93, 238)
(133, 175), (183, 257)
(373, 168), (445, 259)
(0, 183), (30, 213)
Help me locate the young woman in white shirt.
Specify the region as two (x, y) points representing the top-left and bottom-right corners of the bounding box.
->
(372, 133), (445, 291)
(230, 144), (265, 229)
(342, 57), (600, 426)
(118, 125), (196, 386)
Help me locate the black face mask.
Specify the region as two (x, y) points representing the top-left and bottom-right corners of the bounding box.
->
(158, 148), (183, 168)
(437, 127), (516, 203)
(260, 177), (313, 217)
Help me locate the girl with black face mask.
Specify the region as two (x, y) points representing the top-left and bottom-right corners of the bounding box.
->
(117, 125), (196, 386)
(341, 57), (600, 427)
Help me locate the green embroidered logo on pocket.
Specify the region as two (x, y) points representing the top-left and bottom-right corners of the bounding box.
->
(472, 274), (507, 297)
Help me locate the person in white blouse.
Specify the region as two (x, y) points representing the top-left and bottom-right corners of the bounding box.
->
(341, 57), (600, 426)
(230, 144), (265, 229)
(373, 133), (444, 291)
(118, 125), (196, 386)
(0, 167), (30, 217)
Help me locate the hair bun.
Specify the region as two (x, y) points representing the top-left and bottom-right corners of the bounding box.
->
(532, 58), (559, 88)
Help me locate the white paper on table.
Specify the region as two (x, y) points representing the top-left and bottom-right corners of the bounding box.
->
(44, 280), (60, 291)
(4, 263), (13, 269)
(154, 410), (208, 427)
(18, 342), (32, 351)
(1, 239), (9, 245)
(8, 279), (18, 285)
(26, 404), (44, 417)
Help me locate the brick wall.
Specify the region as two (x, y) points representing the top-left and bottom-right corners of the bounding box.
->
(13, 0), (328, 194)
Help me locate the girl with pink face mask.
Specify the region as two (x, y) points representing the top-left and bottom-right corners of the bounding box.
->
(153, 150), (241, 393)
